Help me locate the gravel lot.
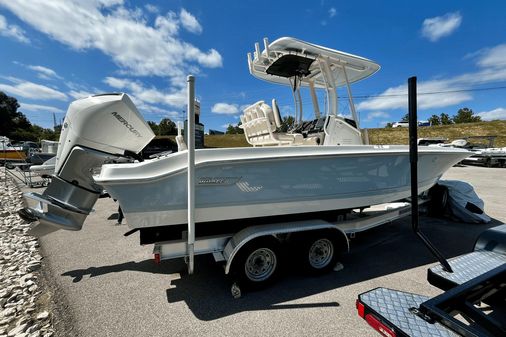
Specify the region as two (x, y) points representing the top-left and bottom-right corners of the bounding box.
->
(0, 171), (54, 337)
(23, 165), (506, 337)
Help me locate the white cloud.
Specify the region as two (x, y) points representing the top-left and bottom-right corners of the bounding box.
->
(180, 8), (202, 34)
(154, 11), (179, 36)
(365, 111), (390, 122)
(0, 79), (67, 101)
(0, 1), (222, 81)
(357, 42), (506, 112)
(357, 80), (472, 111)
(144, 4), (159, 14)
(68, 90), (94, 100)
(0, 14), (29, 43)
(475, 44), (506, 69)
(477, 108), (506, 121)
(19, 102), (64, 113)
(27, 65), (62, 80)
(104, 76), (187, 110)
(329, 8), (337, 18)
(280, 105), (293, 116)
(421, 12), (462, 42)
(211, 103), (240, 115)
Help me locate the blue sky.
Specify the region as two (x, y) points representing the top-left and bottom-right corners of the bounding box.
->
(1, 1), (506, 132)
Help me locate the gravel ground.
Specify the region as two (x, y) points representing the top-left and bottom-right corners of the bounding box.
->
(0, 170), (54, 337)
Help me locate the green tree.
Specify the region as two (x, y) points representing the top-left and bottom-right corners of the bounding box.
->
(440, 113), (453, 125)
(401, 113), (409, 122)
(278, 116), (295, 132)
(147, 121), (159, 135)
(452, 107), (481, 124)
(225, 122), (244, 134)
(226, 124), (237, 134)
(385, 122), (393, 128)
(428, 114), (441, 126)
(158, 118), (177, 135)
(0, 91), (22, 137)
(234, 121), (244, 134)
(0, 91), (59, 141)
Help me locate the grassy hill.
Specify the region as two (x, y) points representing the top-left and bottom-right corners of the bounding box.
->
(367, 120), (506, 147)
(203, 120), (506, 148)
(205, 134), (250, 148)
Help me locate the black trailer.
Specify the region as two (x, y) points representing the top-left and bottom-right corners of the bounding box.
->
(357, 224), (506, 337)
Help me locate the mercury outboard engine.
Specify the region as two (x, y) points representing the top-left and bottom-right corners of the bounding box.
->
(19, 93), (155, 236)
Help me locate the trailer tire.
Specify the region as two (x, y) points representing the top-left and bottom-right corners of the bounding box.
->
(296, 230), (341, 275)
(230, 236), (281, 290)
(428, 184), (448, 217)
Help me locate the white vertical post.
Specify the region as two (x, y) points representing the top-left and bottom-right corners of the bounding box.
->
(187, 75), (196, 275)
(308, 79), (321, 119)
(342, 65), (359, 128)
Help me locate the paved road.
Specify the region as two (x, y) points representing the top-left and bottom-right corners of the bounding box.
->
(29, 165), (505, 337)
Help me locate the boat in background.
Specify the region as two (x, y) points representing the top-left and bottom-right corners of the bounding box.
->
(20, 37), (470, 240)
(0, 136), (26, 163)
(29, 156), (56, 176)
(432, 136), (506, 167)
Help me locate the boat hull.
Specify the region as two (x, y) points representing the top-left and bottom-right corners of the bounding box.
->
(96, 146), (469, 229)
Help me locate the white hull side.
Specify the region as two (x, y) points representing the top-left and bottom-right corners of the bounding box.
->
(96, 146), (469, 229)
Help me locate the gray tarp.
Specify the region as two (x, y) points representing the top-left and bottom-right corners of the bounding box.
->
(438, 180), (491, 224)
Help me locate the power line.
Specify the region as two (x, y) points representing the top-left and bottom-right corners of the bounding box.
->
(350, 85), (506, 100)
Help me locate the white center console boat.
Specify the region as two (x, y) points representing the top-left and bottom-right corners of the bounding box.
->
(19, 37), (470, 290)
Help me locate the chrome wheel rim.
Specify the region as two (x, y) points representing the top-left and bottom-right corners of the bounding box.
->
(244, 248), (277, 282)
(308, 239), (333, 269)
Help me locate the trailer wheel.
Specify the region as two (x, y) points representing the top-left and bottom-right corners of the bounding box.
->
(428, 184), (448, 217)
(297, 230), (341, 275)
(231, 236), (281, 289)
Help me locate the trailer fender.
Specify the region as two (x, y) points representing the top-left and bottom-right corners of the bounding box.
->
(223, 220), (349, 275)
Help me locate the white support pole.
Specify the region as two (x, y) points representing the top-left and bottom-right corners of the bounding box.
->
(187, 75), (196, 275)
(342, 65), (359, 128)
(320, 58), (337, 116)
(308, 79), (321, 119)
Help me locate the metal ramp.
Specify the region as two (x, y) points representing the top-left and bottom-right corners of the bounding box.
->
(428, 250), (506, 291)
(358, 265), (506, 337)
(428, 224), (506, 291)
(358, 224), (506, 337)
(358, 288), (459, 337)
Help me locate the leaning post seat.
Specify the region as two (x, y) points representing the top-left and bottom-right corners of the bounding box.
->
(240, 100), (303, 146)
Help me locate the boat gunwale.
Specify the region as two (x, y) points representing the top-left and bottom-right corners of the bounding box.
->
(95, 146), (470, 185)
